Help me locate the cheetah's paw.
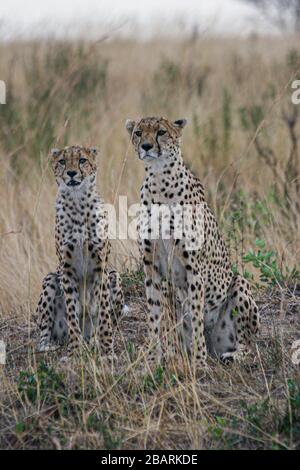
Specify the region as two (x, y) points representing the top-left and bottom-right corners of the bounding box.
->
(220, 350), (248, 365)
(37, 344), (59, 353)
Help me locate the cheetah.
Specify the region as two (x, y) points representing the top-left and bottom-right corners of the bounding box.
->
(126, 117), (260, 372)
(36, 145), (125, 358)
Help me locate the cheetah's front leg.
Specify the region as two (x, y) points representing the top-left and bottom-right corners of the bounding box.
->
(96, 271), (113, 357)
(88, 242), (113, 358)
(187, 269), (207, 373)
(143, 243), (164, 369)
(61, 243), (83, 356)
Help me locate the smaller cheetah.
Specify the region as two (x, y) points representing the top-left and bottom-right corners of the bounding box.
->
(36, 145), (125, 357)
(126, 117), (259, 372)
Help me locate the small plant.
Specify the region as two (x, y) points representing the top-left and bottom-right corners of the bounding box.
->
(17, 362), (65, 405)
(230, 307), (239, 318)
(126, 340), (137, 361)
(15, 422), (26, 434)
(86, 413), (122, 450)
(243, 239), (299, 287)
(142, 366), (165, 393)
(211, 415), (227, 439)
(121, 270), (144, 288)
(208, 415), (240, 449)
(243, 239), (283, 286)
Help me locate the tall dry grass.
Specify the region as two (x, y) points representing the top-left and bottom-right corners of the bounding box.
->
(0, 34), (299, 449)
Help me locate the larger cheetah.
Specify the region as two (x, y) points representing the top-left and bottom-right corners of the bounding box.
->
(126, 117), (259, 372)
(36, 145), (125, 358)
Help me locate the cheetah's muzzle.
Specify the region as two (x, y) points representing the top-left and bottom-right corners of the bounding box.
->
(67, 179), (81, 187)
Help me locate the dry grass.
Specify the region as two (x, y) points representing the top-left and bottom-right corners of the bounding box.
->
(0, 284), (299, 449)
(0, 34), (299, 449)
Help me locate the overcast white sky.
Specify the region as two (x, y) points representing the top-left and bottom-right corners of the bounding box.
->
(0, 0), (267, 39)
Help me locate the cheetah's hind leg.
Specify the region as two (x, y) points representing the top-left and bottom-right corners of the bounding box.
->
(210, 275), (259, 364)
(37, 272), (67, 352)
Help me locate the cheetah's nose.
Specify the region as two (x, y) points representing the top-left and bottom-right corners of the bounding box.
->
(141, 142), (153, 152)
(67, 171), (77, 178)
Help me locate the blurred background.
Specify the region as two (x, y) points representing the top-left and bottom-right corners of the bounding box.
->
(0, 0), (279, 39)
(0, 0), (299, 313)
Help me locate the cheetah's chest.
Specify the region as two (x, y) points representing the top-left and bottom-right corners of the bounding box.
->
(156, 239), (187, 289)
(57, 199), (102, 282)
(71, 240), (97, 281)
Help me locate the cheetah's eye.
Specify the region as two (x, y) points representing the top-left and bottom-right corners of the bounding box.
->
(134, 130), (142, 137)
(157, 129), (166, 136)
(79, 158), (87, 164)
(58, 159), (66, 165)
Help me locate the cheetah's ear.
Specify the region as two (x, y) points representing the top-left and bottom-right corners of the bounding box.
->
(50, 148), (61, 158)
(90, 147), (98, 156)
(125, 119), (136, 136)
(173, 119), (187, 130)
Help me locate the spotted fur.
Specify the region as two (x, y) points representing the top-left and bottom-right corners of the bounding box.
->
(36, 145), (125, 357)
(126, 117), (260, 371)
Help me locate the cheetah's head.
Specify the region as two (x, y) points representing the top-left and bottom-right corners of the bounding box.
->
(125, 117), (187, 164)
(50, 145), (98, 190)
